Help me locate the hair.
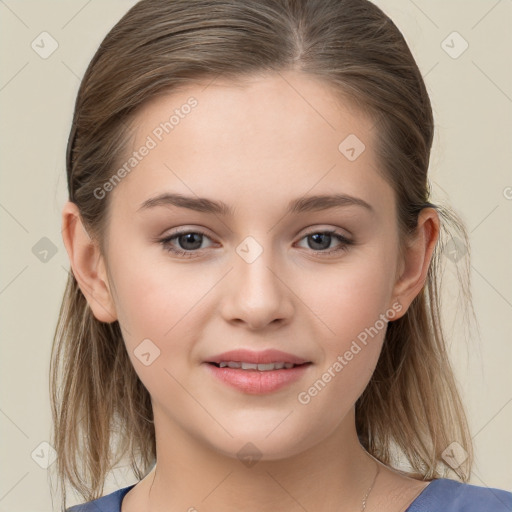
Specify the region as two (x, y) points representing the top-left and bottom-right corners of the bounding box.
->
(50, 0), (476, 509)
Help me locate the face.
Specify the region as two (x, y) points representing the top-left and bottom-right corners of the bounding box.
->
(100, 71), (403, 461)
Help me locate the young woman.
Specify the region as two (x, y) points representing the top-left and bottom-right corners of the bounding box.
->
(51, 0), (512, 511)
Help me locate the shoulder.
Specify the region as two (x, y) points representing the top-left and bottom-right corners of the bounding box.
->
(406, 478), (512, 512)
(66, 484), (136, 512)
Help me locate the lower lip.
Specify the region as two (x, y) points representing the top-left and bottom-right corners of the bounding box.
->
(203, 363), (312, 394)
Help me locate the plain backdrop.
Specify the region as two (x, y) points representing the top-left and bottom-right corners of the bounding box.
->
(0, 1), (511, 510)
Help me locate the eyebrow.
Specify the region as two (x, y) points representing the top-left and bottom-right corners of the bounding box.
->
(137, 192), (374, 216)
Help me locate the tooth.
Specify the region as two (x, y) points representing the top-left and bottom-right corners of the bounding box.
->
(257, 363), (276, 371)
(241, 362), (258, 370)
(217, 361), (296, 371)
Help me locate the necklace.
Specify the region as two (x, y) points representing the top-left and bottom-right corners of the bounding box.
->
(360, 460), (380, 511)
(145, 458), (381, 512)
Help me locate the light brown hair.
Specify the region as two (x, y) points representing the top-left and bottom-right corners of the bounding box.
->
(50, 0), (475, 508)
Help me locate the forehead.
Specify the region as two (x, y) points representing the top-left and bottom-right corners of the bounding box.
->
(108, 70), (394, 220)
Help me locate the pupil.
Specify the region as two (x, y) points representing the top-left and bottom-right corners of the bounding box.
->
(180, 233), (202, 250)
(310, 233), (330, 250)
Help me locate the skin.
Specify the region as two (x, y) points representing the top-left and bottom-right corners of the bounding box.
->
(62, 70), (439, 512)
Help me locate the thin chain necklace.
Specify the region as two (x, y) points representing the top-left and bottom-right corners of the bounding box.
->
(360, 460), (380, 511)
(145, 459), (381, 512)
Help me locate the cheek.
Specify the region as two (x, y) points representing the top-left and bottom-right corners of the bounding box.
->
(107, 232), (201, 332)
(112, 266), (204, 346)
(302, 246), (397, 394)
(107, 245), (223, 382)
(296, 269), (392, 425)
(109, 262), (204, 403)
(314, 248), (397, 339)
(331, 271), (392, 340)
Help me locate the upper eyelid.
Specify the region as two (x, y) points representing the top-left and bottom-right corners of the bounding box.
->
(162, 225), (350, 236)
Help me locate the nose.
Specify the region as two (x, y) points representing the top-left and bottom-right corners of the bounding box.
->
(219, 241), (294, 331)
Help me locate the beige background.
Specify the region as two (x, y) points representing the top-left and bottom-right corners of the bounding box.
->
(0, 1), (511, 510)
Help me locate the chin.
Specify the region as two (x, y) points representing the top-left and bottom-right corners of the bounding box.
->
(205, 423), (323, 464)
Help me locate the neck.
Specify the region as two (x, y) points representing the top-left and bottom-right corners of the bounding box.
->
(145, 406), (378, 512)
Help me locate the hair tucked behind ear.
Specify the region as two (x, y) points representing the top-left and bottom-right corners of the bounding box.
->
(50, 273), (155, 507)
(355, 203), (474, 481)
(50, 0), (474, 508)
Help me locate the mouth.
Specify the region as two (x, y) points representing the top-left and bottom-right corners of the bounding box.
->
(203, 349), (313, 394)
(205, 348), (311, 367)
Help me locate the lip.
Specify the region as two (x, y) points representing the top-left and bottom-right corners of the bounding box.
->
(203, 361), (312, 394)
(205, 348), (310, 365)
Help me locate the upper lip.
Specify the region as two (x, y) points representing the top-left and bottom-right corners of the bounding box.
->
(206, 349), (310, 365)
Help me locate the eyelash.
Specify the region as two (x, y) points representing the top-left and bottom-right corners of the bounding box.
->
(158, 228), (354, 258)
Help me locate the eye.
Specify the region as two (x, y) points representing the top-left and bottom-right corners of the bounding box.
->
(295, 230), (354, 256)
(159, 229), (215, 258)
(158, 228), (354, 258)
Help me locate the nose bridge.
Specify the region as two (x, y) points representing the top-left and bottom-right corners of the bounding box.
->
(221, 234), (293, 328)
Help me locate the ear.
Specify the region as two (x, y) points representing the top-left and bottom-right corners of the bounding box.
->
(61, 201), (117, 323)
(390, 207), (440, 319)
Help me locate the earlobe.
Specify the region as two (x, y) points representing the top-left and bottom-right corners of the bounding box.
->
(61, 201), (118, 323)
(390, 208), (440, 319)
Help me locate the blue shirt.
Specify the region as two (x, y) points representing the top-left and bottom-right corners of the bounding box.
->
(66, 478), (512, 511)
